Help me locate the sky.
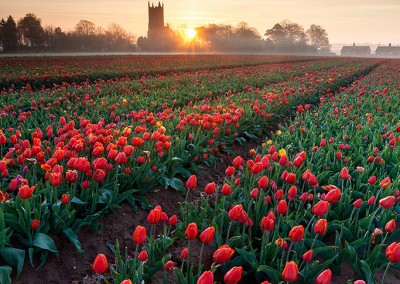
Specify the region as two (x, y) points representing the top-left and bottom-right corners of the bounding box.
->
(1, 0), (399, 46)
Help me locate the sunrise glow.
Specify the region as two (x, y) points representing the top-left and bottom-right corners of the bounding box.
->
(185, 27), (197, 41)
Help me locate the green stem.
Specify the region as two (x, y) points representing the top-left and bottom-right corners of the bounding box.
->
(225, 221), (233, 244)
(198, 242), (205, 276)
(381, 262), (391, 284)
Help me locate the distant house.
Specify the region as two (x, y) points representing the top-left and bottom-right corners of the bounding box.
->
(341, 43), (371, 57)
(376, 44), (400, 57)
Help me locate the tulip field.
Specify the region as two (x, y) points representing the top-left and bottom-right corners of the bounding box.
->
(0, 54), (399, 284)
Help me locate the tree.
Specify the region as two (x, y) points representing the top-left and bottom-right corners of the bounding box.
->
(105, 23), (136, 51)
(306, 24), (330, 53)
(74, 20), (96, 37)
(265, 20), (307, 46)
(0, 16), (19, 52)
(18, 13), (45, 47)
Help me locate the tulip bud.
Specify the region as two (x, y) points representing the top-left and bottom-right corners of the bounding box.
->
(92, 254), (108, 274)
(138, 250), (148, 262)
(316, 269), (332, 284)
(281, 261), (298, 282)
(185, 223), (198, 240)
(224, 266), (243, 284)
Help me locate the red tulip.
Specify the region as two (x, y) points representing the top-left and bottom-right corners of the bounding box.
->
(323, 186), (342, 204)
(316, 269), (332, 284)
(181, 247), (188, 259)
(93, 168), (106, 183)
(92, 254), (108, 274)
(285, 173), (296, 184)
(281, 261), (298, 282)
(147, 208), (161, 224)
(213, 245), (234, 264)
(204, 182), (216, 195)
(289, 225), (304, 242)
(277, 200), (287, 215)
(132, 225), (147, 245)
(260, 216), (275, 232)
(379, 196), (395, 209)
(224, 266), (242, 284)
(250, 162), (263, 174)
(114, 152), (128, 165)
(368, 176), (377, 185)
(302, 249), (313, 262)
(200, 226), (215, 244)
(385, 219), (396, 233)
(185, 222), (198, 240)
(50, 172), (62, 187)
(287, 186), (297, 200)
(168, 215), (178, 226)
(186, 175), (197, 190)
(138, 250), (148, 262)
(314, 219), (328, 235)
(312, 200), (329, 216)
(339, 167), (351, 180)
(353, 198), (363, 208)
(164, 260), (174, 271)
(221, 184), (232, 196)
(354, 281), (366, 284)
(228, 204), (243, 221)
(65, 170), (78, 183)
(31, 219), (40, 230)
(386, 242), (400, 263)
(120, 280), (132, 284)
(61, 194), (70, 205)
(197, 271), (214, 284)
(18, 185), (35, 199)
(225, 166), (235, 176)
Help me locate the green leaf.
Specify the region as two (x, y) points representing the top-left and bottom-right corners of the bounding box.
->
(70, 197), (87, 205)
(0, 247), (25, 277)
(257, 265), (280, 283)
(169, 178), (183, 191)
(32, 233), (58, 254)
(63, 228), (84, 253)
(235, 137), (246, 146)
(361, 260), (375, 284)
(0, 266), (12, 284)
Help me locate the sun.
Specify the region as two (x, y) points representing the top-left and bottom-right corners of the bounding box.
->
(185, 28), (197, 41)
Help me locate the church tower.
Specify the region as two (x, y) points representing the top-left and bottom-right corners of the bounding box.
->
(148, 1), (165, 40)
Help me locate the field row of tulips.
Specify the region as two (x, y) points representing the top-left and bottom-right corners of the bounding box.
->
(89, 59), (399, 284)
(0, 54), (320, 91)
(0, 56), (393, 283)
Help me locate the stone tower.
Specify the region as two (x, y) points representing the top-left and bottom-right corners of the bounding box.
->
(148, 1), (165, 40)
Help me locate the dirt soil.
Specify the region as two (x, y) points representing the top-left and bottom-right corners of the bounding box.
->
(12, 139), (400, 284)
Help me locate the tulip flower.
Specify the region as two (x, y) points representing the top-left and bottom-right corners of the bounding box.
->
(92, 254), (108, 274)
(368, 176), (377, 185)
(221, 184), (232, 196)
(185, 222), (198, 240)
(302, 249), (313, 262)
(31, 219), (40, 230)
(120, 280), (132, 284)
(379, 196), (395, 209)
(261, 216), (275, 232)
(277, 200), (287, 215)
(132, 225), (147, 245)
(204, 182), (216, 195)
(200, 226), (215, 244)
(289, 225), (304, 242)
(228, 204), (243, 221)
(224, 266), (242, 284)
(386, 242), (400, 263)
(164, 260), (174, 271)
(379, 177), (391, 189)
(323, 187), (342, 204)
(213, 245), (234, 264)
(316, 269), (332, 284)
(186, 175), (197, 190)
(285, 173), (296, 184)
(181, 247), (188, 259)
(197, 271), (214, 284)
(312, 200), (329, 216)
(281, 261), (298, 282)
(18, 185), (35, 199)
(352, 198), (363, 208)
(138, 250), (148, 262)
(314, 219), (328, 235)
(61, 194), (70, 205)
(147, 208), (161, 224)
(250, 162), (263, 174)
(385, 219), (396, 233)
(339, 167), (351, 180)
(354, 281), (366, 284)
(258, 176), (269, 189)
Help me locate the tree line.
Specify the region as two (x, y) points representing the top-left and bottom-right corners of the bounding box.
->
(0, 14), (137, 53)
(0, 13), (330, 54)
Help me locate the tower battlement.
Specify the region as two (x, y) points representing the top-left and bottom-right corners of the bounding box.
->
(148, 1), (164, 34)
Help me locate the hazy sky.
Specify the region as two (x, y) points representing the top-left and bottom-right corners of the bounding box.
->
(1, 0), (399, 44)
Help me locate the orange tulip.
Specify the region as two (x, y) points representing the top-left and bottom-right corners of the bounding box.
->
(281, 261), (298, 282)
(380, 177), (391, 189)
(213, 245), (234, 264)
(92, 254), (108, 274)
